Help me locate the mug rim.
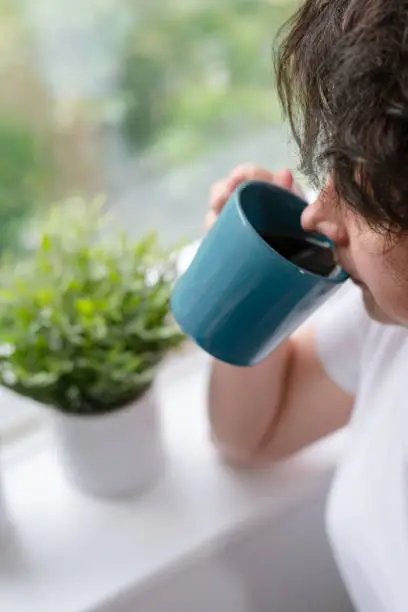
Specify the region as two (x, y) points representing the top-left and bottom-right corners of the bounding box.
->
(235, 180), (349, 285)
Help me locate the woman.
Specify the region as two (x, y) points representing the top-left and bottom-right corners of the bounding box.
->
(207, 2), (408, 611)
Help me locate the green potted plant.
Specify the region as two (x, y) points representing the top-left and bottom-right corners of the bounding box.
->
(0, 198), (184, 498)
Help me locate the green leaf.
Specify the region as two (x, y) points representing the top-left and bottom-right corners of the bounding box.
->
(75, 299), (95, 316)
(24, 371), (59, 387)
(41, 234), (51, 251)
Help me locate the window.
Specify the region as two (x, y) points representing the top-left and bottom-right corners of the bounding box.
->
(0, 0), (299, 442)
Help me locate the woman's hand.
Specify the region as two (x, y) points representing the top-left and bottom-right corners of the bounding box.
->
(205, 164), (304, 231)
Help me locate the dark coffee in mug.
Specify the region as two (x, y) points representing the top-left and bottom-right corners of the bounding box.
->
(260, 233), (336, 277)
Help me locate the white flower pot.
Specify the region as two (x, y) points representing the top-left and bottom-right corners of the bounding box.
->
(51, 387), (164, 498)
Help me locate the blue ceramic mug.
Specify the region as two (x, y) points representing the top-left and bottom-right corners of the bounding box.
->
(171, 180), (348, 366)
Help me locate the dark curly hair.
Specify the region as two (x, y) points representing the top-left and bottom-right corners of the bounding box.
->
(276, 0), (408, 233)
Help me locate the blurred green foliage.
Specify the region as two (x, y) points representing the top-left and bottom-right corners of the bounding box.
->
(0, 0), (298, 254)
(0, 118), (51, 255)
(119, 0), (298, 161)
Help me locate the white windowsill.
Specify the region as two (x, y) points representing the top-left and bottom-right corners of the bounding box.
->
(0, 344), (347, 612)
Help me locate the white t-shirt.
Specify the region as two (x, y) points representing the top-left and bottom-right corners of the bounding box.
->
(316, 283), (408, 612)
